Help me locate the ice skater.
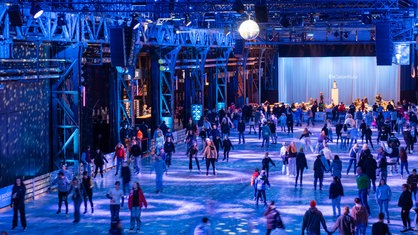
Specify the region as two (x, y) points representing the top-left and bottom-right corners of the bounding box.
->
(51, 171), (71, 215)
(81, 171), (94, 214)
(151, 154), (167, 193)
(69, 177), (86, 223)
(106, 181), (124, 221)
(187, 141), (201, 173)
(93, 147), (108, 178)
(221, 136), (234, 162)
(128, 182), (147, 232)
(10, 178), (27, 231)
(255, 170), (270, 207)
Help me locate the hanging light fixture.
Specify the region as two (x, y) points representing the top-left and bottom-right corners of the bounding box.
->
(238, 19), (259, 40)
(184, 14), (191, 27)
(30, 1), (43, 19)
(131, 18), (140, 30)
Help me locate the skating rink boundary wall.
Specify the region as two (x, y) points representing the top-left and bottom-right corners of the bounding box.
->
(0, 128), (187, 210)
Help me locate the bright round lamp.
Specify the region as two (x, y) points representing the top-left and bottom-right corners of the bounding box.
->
(238, 19), (259, 40)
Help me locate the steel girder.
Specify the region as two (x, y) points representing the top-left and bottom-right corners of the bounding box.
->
(50, 56), (80, 165)
(182, 47), (209, 107)
(159, 46), (181, 127)
(214, 48), (232, 109)
(0, 2), (416, 46)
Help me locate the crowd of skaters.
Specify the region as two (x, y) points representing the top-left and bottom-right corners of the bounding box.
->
(184, 99), (418, 234)
(6, 97), (418, 235)
(63, 98), (418, 234)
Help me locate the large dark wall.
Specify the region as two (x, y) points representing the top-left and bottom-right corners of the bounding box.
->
(0, 80), (51, 188)
(0, 43), (52, 188)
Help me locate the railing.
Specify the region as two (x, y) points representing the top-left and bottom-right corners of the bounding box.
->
(0, 128), (187, 209)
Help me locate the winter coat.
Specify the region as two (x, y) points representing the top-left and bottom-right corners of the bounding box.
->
(330, 214), (355, 235)
(11, 184), (26, 207)
(251, 172), (260, 186)
(331, 159), (343, 179)
(164, 141), (176, 154)
(69, 183), (86, 201)
(203, 145), (217, 159)
(329, 181), (344, 199)
(128, 189), (147, 210)
(313, 158), (324, 178)
(52, 176), (71, 192)
(262, 157), (276, 170)
(81, 176), (94, 194)
(375, 184), (392, 201)
(81, 150), (92, 164)
(351, 205), (368, 225)
(349, 147), (358, 159)
(364, 157), (377, 180)
(407, 174), (418, 191)
(264, 208), (280, 230)
(222, 139), (233, 151)
(296, 152), (308, 170)
(262, 125), (272, 138)
(130, 144), (142, 157)
(398, 190), (413, 210)
(152, 158), (167, 175)
(302, 207), (328, 235)
(187, 145), (199, 157)
(356, 174), (370, 190)
(93, 151), (108, 166)
(255, 175), (270, 191)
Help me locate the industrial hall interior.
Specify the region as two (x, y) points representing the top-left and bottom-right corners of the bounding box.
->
(2, 0), (418, 235)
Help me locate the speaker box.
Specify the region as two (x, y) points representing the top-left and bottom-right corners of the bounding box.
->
(110, 27), (126, 67)
(7, 5), (23, 26)
(375, 22), (393, 66)
(255, 6), (268, 23)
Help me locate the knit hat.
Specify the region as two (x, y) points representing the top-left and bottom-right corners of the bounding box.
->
(310, 200), (316, 207)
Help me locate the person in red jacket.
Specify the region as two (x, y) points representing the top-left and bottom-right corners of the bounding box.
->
(113, 143), (126, 176)
(128, 182), (147, 232)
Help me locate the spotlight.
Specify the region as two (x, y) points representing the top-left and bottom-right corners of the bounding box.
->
(30, 1), (43, 19)
(184, 14), (191, 27)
